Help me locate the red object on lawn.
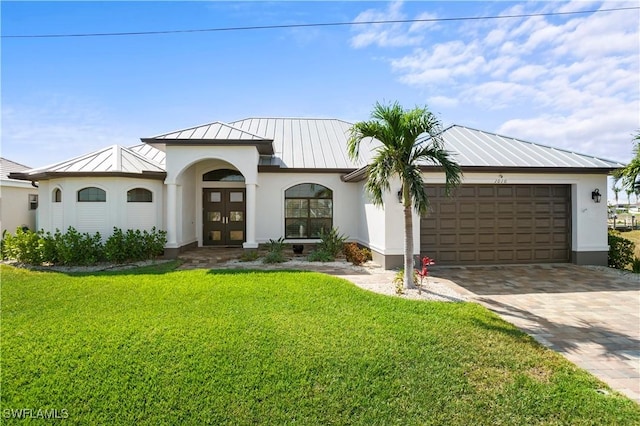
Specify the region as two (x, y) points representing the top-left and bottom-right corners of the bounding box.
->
(416, 256), (435, 279)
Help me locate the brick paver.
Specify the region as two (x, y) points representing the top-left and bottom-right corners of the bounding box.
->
(434, 265), (640, 403)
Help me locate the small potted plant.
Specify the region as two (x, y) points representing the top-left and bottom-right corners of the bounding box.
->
(292, 244), (304, 255)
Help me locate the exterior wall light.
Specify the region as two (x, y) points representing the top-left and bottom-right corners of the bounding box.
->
(591, 188), (602, 203)
(397, 189), (403, 203)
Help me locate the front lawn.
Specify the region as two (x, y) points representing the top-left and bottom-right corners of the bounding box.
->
(2, 265), (638, 424)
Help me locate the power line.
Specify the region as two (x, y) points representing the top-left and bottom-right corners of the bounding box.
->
(3, 6), (638, 39)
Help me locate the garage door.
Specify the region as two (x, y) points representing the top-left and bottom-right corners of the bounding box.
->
(420, 184), (570, 265)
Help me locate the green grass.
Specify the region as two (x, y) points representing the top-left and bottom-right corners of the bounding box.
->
(2, 264), (639, 425)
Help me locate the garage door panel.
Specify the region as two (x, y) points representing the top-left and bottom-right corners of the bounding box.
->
(479, 251), (496, 261)
(535, 233), (551, 243)
(498, 250), (516, 261)
(421, 184), (570, 265)
(497, 187), (514, 197)
(478, 187), (495, 197)
(459, 251), (478, 261)
(516, 250), (533, 260)
(441, 234), (457, 245)
(478, 203), (495, 213)
(439, 204), (456, 215)
(459, 218), (476, 228)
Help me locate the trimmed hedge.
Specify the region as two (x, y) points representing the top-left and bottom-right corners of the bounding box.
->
(608, 229), (635, 270)
(1, 226), (166, 266)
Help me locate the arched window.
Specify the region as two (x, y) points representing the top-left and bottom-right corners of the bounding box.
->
(203, 169), (245, 182)
(285, 183), (333, 239)
(77, 187), (106, 202)
(127, 188), (153, 202)
(53, 188), (62, 203)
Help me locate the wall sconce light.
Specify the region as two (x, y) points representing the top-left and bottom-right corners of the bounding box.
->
(397, 189), (403, 203)
(591, 188), (602, 203)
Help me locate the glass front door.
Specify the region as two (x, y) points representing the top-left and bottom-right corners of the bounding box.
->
(203, 189), (246, 246)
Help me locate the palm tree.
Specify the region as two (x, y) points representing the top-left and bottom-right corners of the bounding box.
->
(347, 102), (462, 289)
(614, 131), (640, 191)
(613, 183), (621, 206)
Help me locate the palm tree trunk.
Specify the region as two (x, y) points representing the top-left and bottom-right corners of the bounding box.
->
(403, 187), (415, 290)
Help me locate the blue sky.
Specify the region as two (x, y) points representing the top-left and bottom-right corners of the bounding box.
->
(2, 1), (639, 175)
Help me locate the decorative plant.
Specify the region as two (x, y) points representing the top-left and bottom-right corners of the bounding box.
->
(263, 237), (286, 264)
(415, 256), (435, 295)
(308, 227), (347, 262)
(343, 242), (370, 266)
(392, 269), (418, 294)
(239, 250), (260, 262)
(632, 257), (640, 273)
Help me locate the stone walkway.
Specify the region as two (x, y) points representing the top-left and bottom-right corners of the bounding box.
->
(178, 249), (640, 403)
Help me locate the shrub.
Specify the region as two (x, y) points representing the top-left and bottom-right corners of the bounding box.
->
(608, 230), (635, 270)
(308, 227), (347, 262)
(263, 237), (286, 264)
(239, 250), (260, 262)
(105, 227), (167, 263)
(2, 226), (166, 266)
(392, 269), (418, 294)
(143, 227), (167, 259)
(632, 257), (640, 274)
(343, 242), (370, 266)
(307, 249), (335, 262)
(2, 227), (41, 264)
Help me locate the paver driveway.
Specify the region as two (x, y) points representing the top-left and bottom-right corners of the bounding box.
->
(434, 264), (640, 403)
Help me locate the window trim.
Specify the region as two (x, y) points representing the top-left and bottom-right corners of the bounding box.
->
(77, 187), (106, 202)
(127, 188), (153, 203)
(52, 188), (62, 203)
(284, 183), (333, 239)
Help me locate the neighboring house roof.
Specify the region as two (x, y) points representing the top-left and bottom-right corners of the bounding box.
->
(9, 145), (166, 181)
(0, 157), (30, 180)
(141, 121), (275, 155)
(432, 125), (624, 170)
(0, 157), (34, 187)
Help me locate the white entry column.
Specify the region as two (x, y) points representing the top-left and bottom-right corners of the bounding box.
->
(166, 183), (178, 249)
(243, 182), (258, 249)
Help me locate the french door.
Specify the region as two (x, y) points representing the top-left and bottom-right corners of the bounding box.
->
(203, 188), (246, 246)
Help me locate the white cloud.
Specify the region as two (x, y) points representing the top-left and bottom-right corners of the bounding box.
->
(350, 1), (437, 48)
(350, 0), (640, 162)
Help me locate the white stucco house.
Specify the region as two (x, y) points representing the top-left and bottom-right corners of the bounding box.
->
(1, 157), (38, 236)
(9, 117), (622, 268)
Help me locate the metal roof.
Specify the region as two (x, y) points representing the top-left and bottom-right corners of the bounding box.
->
(431, 125), (624, 169)
(129, 143), (166, 166)
(10, 120), (622, 182)
(10, 145), (165, 181)
(147, 121), (270, 141)
(141, 121), (275, 155)
(0, 157), (30, 181)
(229, 118), (378, 169)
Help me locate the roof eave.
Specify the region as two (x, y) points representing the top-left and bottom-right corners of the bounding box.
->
(420, 165), (621, 174)
(341, 166), (369, 182)
(141, 138), (274, 155)
(9, 171), (167, 181)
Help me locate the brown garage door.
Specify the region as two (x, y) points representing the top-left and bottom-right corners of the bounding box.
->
(420, 184), (570, 265)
